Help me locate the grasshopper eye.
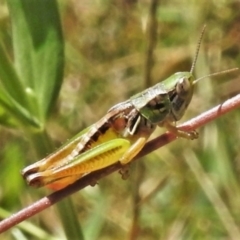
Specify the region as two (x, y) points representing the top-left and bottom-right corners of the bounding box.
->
(176, 77), (191, 95)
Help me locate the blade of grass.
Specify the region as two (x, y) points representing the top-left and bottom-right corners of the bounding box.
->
(183, 150), (240, 240)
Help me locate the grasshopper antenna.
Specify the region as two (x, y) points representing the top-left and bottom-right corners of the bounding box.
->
(193, 67), (239, 84)
(190, 27), (239, 84)
(190, 25), (206, 74)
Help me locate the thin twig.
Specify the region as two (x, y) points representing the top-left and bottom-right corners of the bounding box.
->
(0, 92), (240, 233)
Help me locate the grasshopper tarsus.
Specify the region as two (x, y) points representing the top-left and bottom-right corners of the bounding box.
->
(90, 179), (98, 187)
(174, 129), (198, 140)
(186, 130), (199, 140)
(119, 165), (131, 180)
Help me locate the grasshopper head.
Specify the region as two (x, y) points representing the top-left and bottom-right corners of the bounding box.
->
(167, 72), (195, 121)
(166, 67), (238, 122)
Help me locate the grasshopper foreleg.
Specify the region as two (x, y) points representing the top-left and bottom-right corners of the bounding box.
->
(163, 121), (198, 140)
(118, 135), (149, 179)
(118, 114), (155, 179)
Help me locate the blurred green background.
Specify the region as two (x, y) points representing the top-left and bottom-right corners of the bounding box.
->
(0, 0), (240, 239)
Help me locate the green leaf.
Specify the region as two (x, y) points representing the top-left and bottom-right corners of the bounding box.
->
(0, 87), (40, 127)
(0, 41), (41, 127)
(0, 42), (28, 108)
(5, 0), (64, 126)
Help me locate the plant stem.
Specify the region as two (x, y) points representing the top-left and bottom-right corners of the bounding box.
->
(0, 92), (240, 233)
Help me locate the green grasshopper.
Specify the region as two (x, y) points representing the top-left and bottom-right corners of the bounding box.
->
(22, 27), (237, 190)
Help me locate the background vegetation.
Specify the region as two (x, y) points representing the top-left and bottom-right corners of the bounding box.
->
(0, 0), (240, 239)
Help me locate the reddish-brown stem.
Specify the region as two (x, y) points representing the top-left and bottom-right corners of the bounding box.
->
(0, 93), (240, 233)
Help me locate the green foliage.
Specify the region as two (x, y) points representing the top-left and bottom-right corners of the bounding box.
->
(0, 0), (240, 239)
(0, 0), (64, 129)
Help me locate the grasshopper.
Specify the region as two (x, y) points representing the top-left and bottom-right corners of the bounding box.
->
(22, 27), (237, 190)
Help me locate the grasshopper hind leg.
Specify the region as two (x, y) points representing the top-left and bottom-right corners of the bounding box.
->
(24, 138), (132, 190)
